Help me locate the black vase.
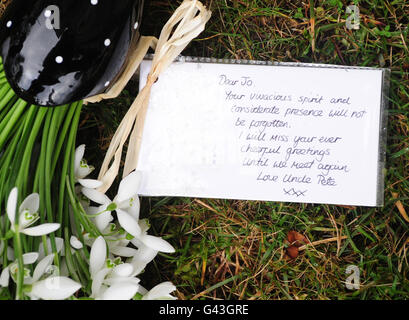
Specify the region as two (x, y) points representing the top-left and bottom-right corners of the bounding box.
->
(0, 0), (144, 106)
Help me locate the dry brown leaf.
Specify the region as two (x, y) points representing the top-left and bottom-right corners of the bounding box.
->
(392, 192), (409, 223)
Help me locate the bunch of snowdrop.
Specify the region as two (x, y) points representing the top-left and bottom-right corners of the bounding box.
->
(0, 145), (177, 300)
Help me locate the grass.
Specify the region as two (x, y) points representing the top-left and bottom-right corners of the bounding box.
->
(79, 0), (409, 300)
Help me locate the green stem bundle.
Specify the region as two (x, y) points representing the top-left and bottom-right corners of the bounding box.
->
(0, 58), (89, 299)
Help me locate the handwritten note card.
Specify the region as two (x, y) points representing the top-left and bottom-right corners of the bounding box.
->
(137, 59), (387, 206)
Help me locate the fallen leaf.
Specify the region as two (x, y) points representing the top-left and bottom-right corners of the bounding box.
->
(392, 192), (409, 223)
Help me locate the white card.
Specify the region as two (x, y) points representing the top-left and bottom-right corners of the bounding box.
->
(137, 58), (387, 206)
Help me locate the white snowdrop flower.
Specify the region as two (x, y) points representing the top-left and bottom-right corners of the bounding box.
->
(7, 252), (39, 284)
(28, 277), (81, 300)
(113, 171), (142, 220)
(82, 171), (142, 234)
(25, 254), (55, 285)
(131, 219), (175, 254)
(24, 254), (81, 300)
(89, 236), (140, 300)
(7, 188), (60, 237)
(101, 223), (137, 258)
(142, 282), (177, 300)
(74, 145), (103, 189)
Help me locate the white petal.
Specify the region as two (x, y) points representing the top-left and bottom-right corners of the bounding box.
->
(22, 252), (39, 265)
(109, 246), (138, 258)
(90, 236), (106, 276)
(94, 211), (113, 232)
(32, 254), (55, 283)
(6, 187), (18, 226)
(116, 171), (141, 203)
(30, 276), (81, 300)
(77, 164), (93, 180)
(74, 145), (85, 173)
(131, 245), (158, 264)
(121, 196), (140, 220)
(140, 235), (175, 253)
(19, 193), (40, 215)
(0, 267), (9, 287)
(142, 282), (177, 300)
(111, 264), (134, 278)
(78, 179), (103, 189)
(139, 219), (150, 234)
(70, 236), (83, 250)
(104, 277), (140, 287)
(22, 223), (60, 236)
(82, 188), (110, 205)
(91, 268), (110, 298)
(101, 283), (139, 300)
(130, 260), (148, 276)
(116, 209), (141, 238)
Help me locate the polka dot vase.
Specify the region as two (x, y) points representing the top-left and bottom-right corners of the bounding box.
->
(0, 0), (144, 106)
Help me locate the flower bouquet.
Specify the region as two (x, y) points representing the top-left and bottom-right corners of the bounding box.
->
(0, 0), (211, 300)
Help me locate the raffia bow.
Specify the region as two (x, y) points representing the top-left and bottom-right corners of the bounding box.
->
(89, 0), (211, 193)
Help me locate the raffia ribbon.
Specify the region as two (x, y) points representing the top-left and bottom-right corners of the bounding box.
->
(94, 0), (211, 193)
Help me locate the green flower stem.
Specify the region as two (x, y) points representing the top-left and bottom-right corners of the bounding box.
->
(45, 107), (64, 267)
(65, 176), (99, 238)
(36, 109), (55, 258)
(63, 227), (82, 285)
(0, 95), (17, 128)
(55, 103), (78, 238)
(15, 107), (47, 197)
(0, 62), (97, 298)
(11, 106), (37, 195)
(0, 86), (13, 112)
(74, 250), (91, 282)
(15, 107), (47, 254)
(64, 102), (101, 240)
(51, 104), (76, 175)
(0, 100), (27, 151)
(13, 229), (24, 300)
(0, 117), (27, 267)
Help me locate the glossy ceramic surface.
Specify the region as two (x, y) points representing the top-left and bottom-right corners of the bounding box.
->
(0, 0), (144, 106)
